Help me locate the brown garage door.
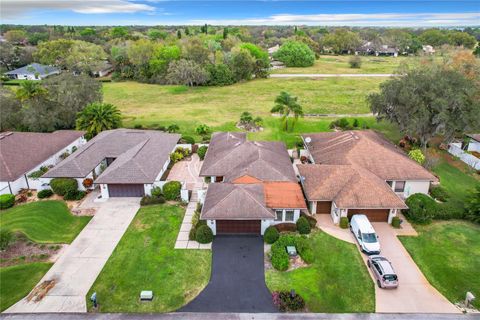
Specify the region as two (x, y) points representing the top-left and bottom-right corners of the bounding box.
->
(216, 220), (261, 234)
(108, 184), (145, 197)
(347, 209), (389, 222)
(316, 201), (332, 214)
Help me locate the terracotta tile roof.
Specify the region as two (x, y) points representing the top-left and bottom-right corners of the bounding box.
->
(302, 130), (437, 181)
(200, 132), (297, 182)
(232, 175), (262, 184)
(264, 182), (307, 209)
(0, 130), (85, 181)
(298, 164), (407, 209)
(44, 129), (180, 184)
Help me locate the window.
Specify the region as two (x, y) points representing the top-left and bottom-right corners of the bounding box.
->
(394, 181), (405, 192)
(386, 180), (393, 187)
(275, 210), (283, 221)
(285, 210), (294, 222)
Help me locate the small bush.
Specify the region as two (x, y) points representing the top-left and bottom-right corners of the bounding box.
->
(430, 186), (449, 202)
(349, 55), (362, 68)
(408, 149), (426, 165)
(339, 217), (349, 229)
(329, 118), (350, 130)
(189, 227), (197, 241)
(140, 195), (166, 206)
(264, 226), (279, 244)
(197, 146), (208, 160)
(296, 237), (314, 263)
(28, 166), (49, 179)
(434, 202), (465, 220)
(50, 178), (78, 196)
(273, 291), (306, 312)
(82, 178), (93, 189)
(163, 181), (182, 201)
(296, 216), (311, 234)
(195, 224), (213, 244)
(63, 190), (85, 201)
(301, 212), (317, 228)
(175, 146), (191, 157)
(37, 189), (53, 199)
(404, 193), (436, 224)
(170, 151), (184, 163)
(275, 223), (297, 232)
(151, 186), (163, 198)
(0, 194), (15, 210)
(181, 135), (195, 144)
(271, 247), (289, 271)
(0, 229), (14, 250)
(391, 216), (401, 228)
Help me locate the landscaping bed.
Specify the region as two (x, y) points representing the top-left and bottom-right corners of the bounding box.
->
(0, 235), (64, 267)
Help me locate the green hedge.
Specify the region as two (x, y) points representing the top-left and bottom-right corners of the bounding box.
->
(37, 189), (53, 199)
(0, 194), (15, 210)
(197, 146), (208, 160)
(430, 186), (450, 202)
(50, 178), (78, 196)
(296, 216), (311, 234)
(140, 195), (166, 206)
(195, 225), (213, 244)
(404, 193), (436, 224)
(270, 234), (314, 271)
(391, 216), (401, 228)
(264, 226), (279, 244)
(163, 181), (181, 201)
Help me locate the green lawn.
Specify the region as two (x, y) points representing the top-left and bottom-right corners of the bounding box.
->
(400, 221), (480, 308)
(0, 200), (91, 243)
(0, 262), (53, 311)
(87, 204), (211, 312)
(271, 55), (440, 74)
(265, 230), (375, 313)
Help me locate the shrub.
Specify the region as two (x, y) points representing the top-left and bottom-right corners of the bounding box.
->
(339, 217), (349, 229)
(50, 178), (78, 196)
(349, 55), (362, 68)
(0, 229), (14, 250)
(296, 216), (311, 234)
(197, 146), (208, 160)
(352, 118), (360, 128)
(329, 118), (350, 130)
(189, 227), (197, 241)
(301, 213), (317, 228)
(430, 186), (449, 202)
(175, 146), (191, 157)
(264, 226), (279, 244)
(195, 224), (213, 243)
(434, 202), (465, 220)
(271, 247), (289, 271)
(404, 193), (436, 224)
(0, 194), (15, 210)
(207, 63), (235, 86)
(273, 41), (315, 67)
(181, 135), (195, 144)
(465, 185), (480, 224)
(28, 166), (49, 179)
(140, 195), (166, 206)
(170, 152), (184, 163)
(63, 190), (86, 201)
(391, 216), (401, 228)
(275, 223), (297, 232)
(82, 178), (93, 189)
(151, 186), (163, 198)
(295, 237), (314, 263)
(37, 189), (53, 199)
(163, 181), (182, 201)
(408, 149), (426, 165)
(273, 291), (306, 312)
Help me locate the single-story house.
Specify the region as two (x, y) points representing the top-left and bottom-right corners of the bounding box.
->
(422, 45), (435, 54)
(464, 134), (480, 152)
(93, 61), (114, 78)
(300, 130), (437, 224)
(42, 129), (180, 198)
(355, 42), (398, 57)
(4, 63), (60, 80)
(0, 131), (86, 195)
(199, 132), (307, 235)
(448, 133), (480, 170)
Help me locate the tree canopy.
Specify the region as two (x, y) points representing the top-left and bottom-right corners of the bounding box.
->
(76, 103), (122, 139)
(273, 41), (315, 67)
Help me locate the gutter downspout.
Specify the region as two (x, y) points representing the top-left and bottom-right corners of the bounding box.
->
(7, 182), (13, 194)
(24, 174), (30, 189)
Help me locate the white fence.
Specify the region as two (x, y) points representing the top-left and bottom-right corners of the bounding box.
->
(448, 143), (480, 170)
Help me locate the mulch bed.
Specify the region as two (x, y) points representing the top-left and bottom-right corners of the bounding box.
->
(0, 235), (63, 267)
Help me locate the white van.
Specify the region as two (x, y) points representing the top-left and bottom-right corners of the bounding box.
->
(350, 214), (380, 255)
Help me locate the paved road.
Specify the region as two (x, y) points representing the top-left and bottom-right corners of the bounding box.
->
(5, 198), (140, 313)
(180, 236), (277, 313)
(271, 73), (396, 78)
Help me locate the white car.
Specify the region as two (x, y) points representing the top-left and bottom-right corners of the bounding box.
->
(350, 214), (380, 255)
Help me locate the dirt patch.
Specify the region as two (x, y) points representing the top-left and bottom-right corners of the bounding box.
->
(0, 235), (65, 267)
(27, 280), (56, 302)
(71, 207), (96, 216)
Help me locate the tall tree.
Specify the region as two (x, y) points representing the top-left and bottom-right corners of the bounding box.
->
(76, 103), (122, 139)
(166, 59), (209, 86)
(271, 91), (304, 131)
(0, 88), (23, 131)
(15, 81), (47, 102)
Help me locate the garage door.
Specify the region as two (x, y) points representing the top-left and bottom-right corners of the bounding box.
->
(108, 184), (144, 197)
(347, 209), (389, 222)
(316, 201), (332, 214)
(216, 220), (261, 234)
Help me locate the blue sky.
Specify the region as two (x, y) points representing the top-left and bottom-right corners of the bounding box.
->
(2, 1), (479, 26)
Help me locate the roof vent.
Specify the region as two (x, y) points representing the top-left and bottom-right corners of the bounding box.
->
(305, 137), (312, 144)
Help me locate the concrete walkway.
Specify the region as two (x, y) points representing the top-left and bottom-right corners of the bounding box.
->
(5, 198), (140, 313)
(271, 73), (396, 78)
(316, 215), (459, 313)
(167, 154), (203, 190)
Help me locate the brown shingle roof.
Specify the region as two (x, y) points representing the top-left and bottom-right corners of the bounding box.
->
(298, 164), (407, 209)
(0, 130), (85, 181)
(200, 132), (296, 182)
(44, 129), (180, 184)
(302, 130), (437, 181)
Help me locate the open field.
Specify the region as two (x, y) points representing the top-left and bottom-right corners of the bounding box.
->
(271, 55), (442, 74)
(400, 221), (480, 308)
(87, 204), (211, 312)
(266, 230), (375, 313)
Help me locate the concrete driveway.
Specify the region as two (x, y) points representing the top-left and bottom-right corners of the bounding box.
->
(180, 236), (277, 313)
(5, 198), (140, 313)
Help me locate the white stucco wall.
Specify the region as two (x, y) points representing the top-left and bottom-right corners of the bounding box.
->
(100, 184), (109, 199)
(207, 220), (216, 235)
(468, 141), (480, 152)
(403, 181), (431, 198)
(261, 219), (274, 235)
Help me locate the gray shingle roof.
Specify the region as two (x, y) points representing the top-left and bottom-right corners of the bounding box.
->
(4, 63), (59, 76)
(43, 129), (180, 184)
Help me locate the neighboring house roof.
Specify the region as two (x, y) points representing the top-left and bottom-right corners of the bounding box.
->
(0, 130), (85, 181)
(200, 132), (296, 182)
(302, 130), (437, 181)
(4, 63), (59, 76)
(297, 164), (407, 209)
(467, 134), (480, 143)
(43, 129), (180, 184)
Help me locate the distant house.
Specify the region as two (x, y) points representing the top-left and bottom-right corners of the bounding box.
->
(0, 131), (86, 195)
(448, 133), (480, 170)
(355, 42), (398, 57)
(4, 63), (60, 80)
(422, 45), (436, 54)
(93, 61), (114, 78)
(267, 44), (280, 56)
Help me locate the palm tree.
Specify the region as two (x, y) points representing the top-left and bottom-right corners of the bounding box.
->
(15, 81), (47, 102)
(270, 91), (304, 131)
(76, 103), (122, 139)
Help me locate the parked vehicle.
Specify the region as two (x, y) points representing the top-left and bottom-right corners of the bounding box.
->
(350, 214), (380, 254)
(367, 255), (399, 289)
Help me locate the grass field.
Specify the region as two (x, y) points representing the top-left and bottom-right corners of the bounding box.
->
(400, 221), (480, 308)
(0, 201), (91, 243)
(265, 230), (375, 313)
(87, 204), (211, 312)
(271, 55), (441, 74)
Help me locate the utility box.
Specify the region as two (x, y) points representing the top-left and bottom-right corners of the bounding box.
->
(140, 290), (153, 301)
(286, 246), (297, 257)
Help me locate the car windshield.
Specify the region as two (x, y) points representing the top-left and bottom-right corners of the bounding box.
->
(383, 274), (398, 281)
(362, 233), (377, 243)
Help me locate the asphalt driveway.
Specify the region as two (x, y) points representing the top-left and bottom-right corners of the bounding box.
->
(180, 235), (277, 313)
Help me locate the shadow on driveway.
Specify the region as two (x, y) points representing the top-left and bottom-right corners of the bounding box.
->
(179, 235), (277, 313)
